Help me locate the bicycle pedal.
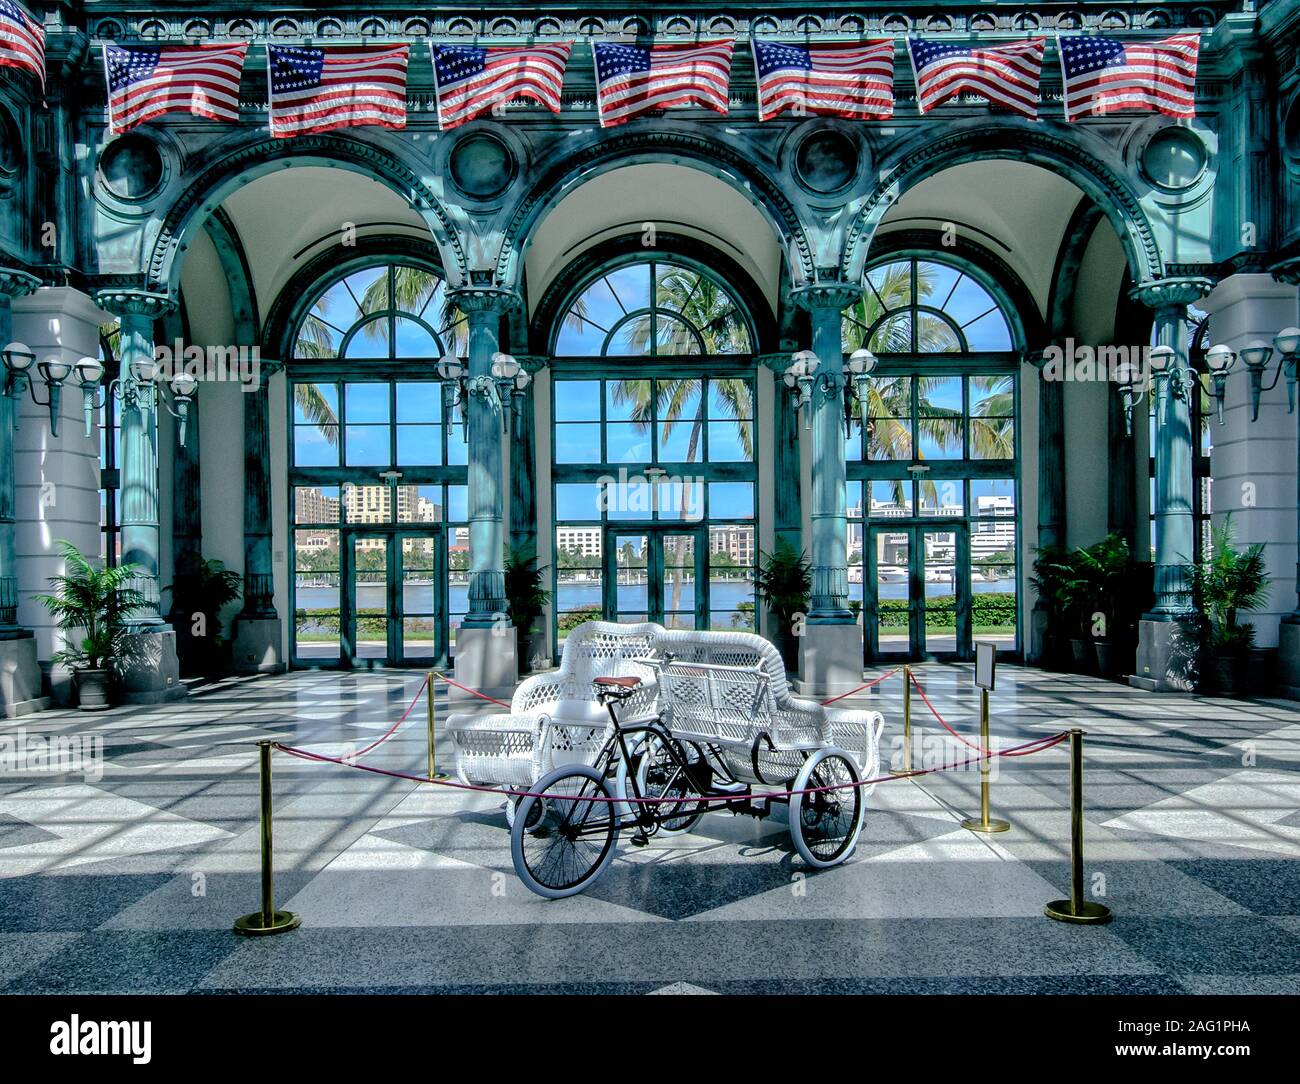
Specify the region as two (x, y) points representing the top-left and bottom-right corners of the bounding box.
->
(630, 833), (651, 847)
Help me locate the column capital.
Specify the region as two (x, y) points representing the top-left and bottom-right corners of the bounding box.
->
(446, 285), (522, 316)
(256, 356), (285, 380)
(1271, 256), (1300, 287)
(94, 289), (176, 321)
(1128, 276), (1214, 311)
(514, 354), (548, 374)
(756, 352), (794, 374)
(0, 268), (40, 301)
(792, 281), (861, 313)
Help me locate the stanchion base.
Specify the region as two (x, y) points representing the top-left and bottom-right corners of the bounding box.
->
(233, 910), (301, 936)
(1044, 899), (1113, 925)
(425, 772), (450, 782)
(961, 817), (1010, 833)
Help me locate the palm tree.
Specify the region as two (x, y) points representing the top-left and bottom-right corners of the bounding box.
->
(969, 373), (1015, 460)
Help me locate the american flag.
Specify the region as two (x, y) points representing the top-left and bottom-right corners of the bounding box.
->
(592, 40), (734, 128)
(267, 44), (408, 139)
(908, 37), (1046, 119)
(104, 43), (249, 135)
(1058, 33), (1199, 121)
(433, 42), (572, 129)
(0, 0), (43, 88)
(752, 39), (895, 121)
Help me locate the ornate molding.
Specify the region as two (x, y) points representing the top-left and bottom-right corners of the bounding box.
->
(1129, 276), (1215, 310)
(447, 285), (522, 315)
(843, 126), (1163, 283)
(0, 269), (40, 301)
(496, 128), (814, 286)
(792, 281), (862, 312)
(147, 134), (467, 291)
(94, 288), (177, 320)
(1272, 256), (1300, 287)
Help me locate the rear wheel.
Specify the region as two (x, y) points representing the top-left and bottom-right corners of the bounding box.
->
(789, 748), (865, 868)
(511, 765), (620, 898)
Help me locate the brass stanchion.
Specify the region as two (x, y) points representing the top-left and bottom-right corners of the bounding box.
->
(234, 740), (301, 936)
(1045, 729), (1113, 924)
(960, 685), (1010, 833)
(899, 664), (913, 773)
(426, 671), (448, 781)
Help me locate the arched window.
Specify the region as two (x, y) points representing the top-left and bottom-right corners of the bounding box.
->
(554, 260), (752, 356)
(293, 262), (465, 360)
(843, 257), (1013, 354)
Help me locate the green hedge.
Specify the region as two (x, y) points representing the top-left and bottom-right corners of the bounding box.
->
(875, 593), (1016, 630)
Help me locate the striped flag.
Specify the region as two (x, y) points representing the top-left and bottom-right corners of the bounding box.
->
(0, 0), (44, 88)
(592, 40), (734, 128)
(752, 39), (895, 121)
(267, 44), (408, 139)
(908, 37), (1046, 119)
(104, 43), (249, 135)
(433, 42), (572, 129)
(1058, 33), (1198, 121)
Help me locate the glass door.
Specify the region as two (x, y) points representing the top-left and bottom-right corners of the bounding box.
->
(344, 533), (391, 666)
(398, 534), (440, 662)
(605, 526), (705, 628)
(865, 523), (971, 660)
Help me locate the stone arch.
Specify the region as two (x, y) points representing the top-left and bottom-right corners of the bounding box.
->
(495, 128), (816, 290)
(842, 124), (1162, 287)
(144, 133), (466, 299)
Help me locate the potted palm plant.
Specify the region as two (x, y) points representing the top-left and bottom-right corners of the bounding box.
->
(1182, 517), (1269, 697)
(1071, 534), (1132, 676)
(504, 546), (551, 672)
(34, 540), (147, 710)
(755, 539), (811, 671)
(165, 557), (242, 677)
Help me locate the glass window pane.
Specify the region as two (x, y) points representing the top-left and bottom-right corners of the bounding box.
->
(607, 422), (652, 463)
(293, 382), (339, 425)
(707, 421), (752, 462)
(295, 485), (340, 524)
(606, 379), (650, 421)
(708, 482), (754, 520)
(447, 485), (469, 521)
(654, 479), (704, 522)
(917, 418), (963, 459)
(397, 424), (441, 465)
(344, 317), (390, 359)
(397, 485), (443, 524)
(918, 376), (962, 416)
(916, 312), (962, 352)
(345, 383), (389, 423)
(397, 382), (441, 423)
(554, 381), (601, 421)
(869, 480), (912, 517)
(345, 425), (389, 466)
(919, 479), (964, 516)
(393, 318), (440, 358)
(342, 483), (392, 524)
(963, 310), (1013, 352)
(970, 375), (1015, 417)
(846, 480), (864, 518)
(294, 425), (338, 467)
(554, 423), (602, 463)
(970, 417), (1015, 460)
(867, 260), (911, 308)
(555, 483), (602, 521)
(970, 479), (1016, 517)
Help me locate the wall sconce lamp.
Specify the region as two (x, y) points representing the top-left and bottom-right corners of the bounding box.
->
(782, 350), (819, 430)
(489, 352), (532, 436)
(78, 354), (198, 444)
(1236, 329), (1300, 422)
(1202, 343), (1236, 424)
(436, 352), (531, 440)
(843, 348), (876, 437)
(1114, 354), (1145, 437)
(2, 343), (76, 436)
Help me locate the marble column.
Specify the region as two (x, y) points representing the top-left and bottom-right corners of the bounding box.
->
(1028, 348), (1067, 664)
(792, 284), (862, 696)
(233, 357), (285, 673)
(1130, 276), (1213, 692)
(1264, 260), (1300, 696)
(510, 354), (546, 668)
(0, 268), (45, 716)
(449, 286), (520, 697)
(95, 289), (184, 703)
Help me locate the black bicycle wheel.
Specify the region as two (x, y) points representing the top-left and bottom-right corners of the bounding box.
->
(511, 765), (620, 898)
(637, 735), (707, 834)
(789, 749), (865, 868)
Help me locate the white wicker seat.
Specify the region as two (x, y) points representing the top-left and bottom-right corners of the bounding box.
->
(645, 628), (884, 789)
(447, 621), (661, 790)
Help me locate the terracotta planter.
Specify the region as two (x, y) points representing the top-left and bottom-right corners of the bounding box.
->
(75, 668), (112, 712)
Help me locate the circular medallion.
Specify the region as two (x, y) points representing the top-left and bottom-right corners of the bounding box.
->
(448, 131), (515, 201)
(1140, 126), (1207, 191)
(793, 129), (859, 195)
(99, 135), (165, 200)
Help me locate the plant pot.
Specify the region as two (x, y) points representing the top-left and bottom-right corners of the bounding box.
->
(1094, 639), (1114, 677)
(516, 626), (549, 673)
(75, 668), (112, 712)
(1212, 653), (1243, 697)
(1069, 638), (1095, 674)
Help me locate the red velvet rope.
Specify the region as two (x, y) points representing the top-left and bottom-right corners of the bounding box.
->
(820, 666), (903, 705)
(434, 671), (511, 708)
(907, 668), (994, 755)
(343, 673), (430, 761)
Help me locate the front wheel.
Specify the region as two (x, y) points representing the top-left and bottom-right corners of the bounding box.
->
(789, 748), (865, 869)
(511, 765), (620, 899)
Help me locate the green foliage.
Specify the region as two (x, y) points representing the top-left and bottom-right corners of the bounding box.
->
(875, 594), (1016, 630)
(1032, 533), (1133, 638)
(558, 606), (602, 633)
(754, 539), (811, 633)
(33, 540), (147, 671)
(504, 547), (551, 634)
(1181, 515), (1269, 658)
(166, 558), (242, 647)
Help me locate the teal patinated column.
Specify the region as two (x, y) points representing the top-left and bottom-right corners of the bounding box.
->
(758, 353), (803, 554)
(790, 284), (862, 697)
(241, 358), (281, 619)
(509, 354), (545, 560)
(1029, 347), (1066, 664)
(451, 286), (519, 629)
(1131, 277), (1212, 691)
(1273, 258), (1300, 619)
(795, 285), (858, 624)
(0, 269), (41, 635)
(96, 290), (176, 628)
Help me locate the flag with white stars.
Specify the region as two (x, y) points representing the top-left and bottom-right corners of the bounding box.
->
(752, 39), (895, 121)
(267, 44), (408, 139)
(433, 42), (572, 130)
(0, 0), (44, 88)
(592, 40), (734, 128)
(103, 43), (249, 135)
(1058, 33), (1198, 121)
(907, 37), (1046, 119)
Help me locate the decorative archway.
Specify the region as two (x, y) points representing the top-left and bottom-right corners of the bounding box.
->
(496, 128), (817, 290)
(843, 125), (1163, 288)
(144, 133), (467, 298)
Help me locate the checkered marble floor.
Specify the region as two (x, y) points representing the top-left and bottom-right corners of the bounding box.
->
(1, 665), (1299, 995)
